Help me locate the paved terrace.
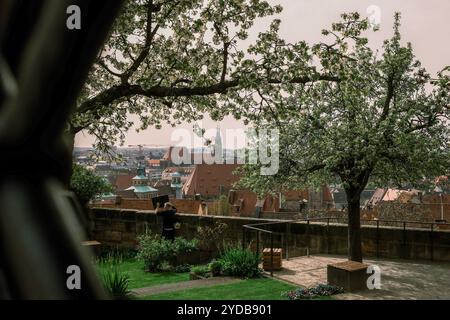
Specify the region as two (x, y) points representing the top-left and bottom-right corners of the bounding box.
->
(269, 254), (450, 300)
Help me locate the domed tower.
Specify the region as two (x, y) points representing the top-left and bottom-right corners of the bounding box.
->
(132, 165), (147, 186)
(125, 165), (157, 199)
(171, 171), (183, 199)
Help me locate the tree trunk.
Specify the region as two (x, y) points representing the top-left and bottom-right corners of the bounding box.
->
(63, 129), (76, 187)
(345, 190), (363, 262)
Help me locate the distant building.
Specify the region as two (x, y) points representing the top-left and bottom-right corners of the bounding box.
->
(151, 179), (174, 197)
(147, 168), (162, 180)
(366, 188), (407, 208)
(161, 166), (193, 182)
(147, 159), (161, 168)
(228, 187), (334, 216)
(365, 187), (450, 222)
(171, 172), (183, 199)
(213, 126), (223, 163)
(182, 163), (240, 198)
(331, 188), (376, 210)
(124, 166), (157, 199)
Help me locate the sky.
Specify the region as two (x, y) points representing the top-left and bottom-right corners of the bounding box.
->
(74, 0), (450, 149)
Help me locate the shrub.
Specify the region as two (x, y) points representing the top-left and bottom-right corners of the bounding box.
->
(218, 245), (261, 278)
(191, 265), (210, 277)
(136, 232), (197, 272)
(208, 260), (222, 277)
(285, 284), (344, 300)
(101, 267), (131, 300)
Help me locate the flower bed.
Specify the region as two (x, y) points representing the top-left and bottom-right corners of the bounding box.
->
(285, 284), (344, 300)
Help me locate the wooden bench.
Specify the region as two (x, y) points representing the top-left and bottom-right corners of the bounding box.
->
(327, 260), (369, 292)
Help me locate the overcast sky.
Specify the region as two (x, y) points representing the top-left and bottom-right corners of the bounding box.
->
(74, 0), (450, 149)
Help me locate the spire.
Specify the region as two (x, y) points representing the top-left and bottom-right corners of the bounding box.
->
(215, 125), (222, 144)
(214, 125), (223, 163)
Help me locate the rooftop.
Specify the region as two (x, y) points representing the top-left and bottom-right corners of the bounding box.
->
(182, 163), (241, 197)
(125, 185), (157, 193)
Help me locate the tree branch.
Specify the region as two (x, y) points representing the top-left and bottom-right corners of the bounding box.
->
(120, 0), (182, 83)
(376, 72), (395, 128)
(221, 41), (230, 83)
(96, 60), (122, 78)
(72, 74), (340, 133)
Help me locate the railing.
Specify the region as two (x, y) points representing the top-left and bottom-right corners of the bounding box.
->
(243, 220), (305, 277)
(295, 216), (450, 230)
(242, 217), (450, 269)
(242, 224), (276, 277)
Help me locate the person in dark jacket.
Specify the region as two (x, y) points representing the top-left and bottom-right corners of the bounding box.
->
(156, 202), (177, 241)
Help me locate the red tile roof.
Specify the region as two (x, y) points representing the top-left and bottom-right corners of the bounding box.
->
(229, 186), (334, 215)
(148, 159), (161, 165)
(182, 164), (241, 197)
(113, 174), (134, 191)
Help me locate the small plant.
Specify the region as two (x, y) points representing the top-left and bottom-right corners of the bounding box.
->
(101, 267), (131, 300)
(97, 249), (125, 265)
(208, 260), (222, 277)
(218, 245), (261, 278)
(191, 265), (210, 277)
(285, 284), (344, 300)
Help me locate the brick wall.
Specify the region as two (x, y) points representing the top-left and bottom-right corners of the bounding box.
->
(90, 208), (450, 262)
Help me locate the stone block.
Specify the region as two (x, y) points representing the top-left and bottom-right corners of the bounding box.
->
(327, 260), (369, 292)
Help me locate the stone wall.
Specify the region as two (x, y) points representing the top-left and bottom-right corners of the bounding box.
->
(93, 198), (152, 210)
(90, 208), (450, 262)
(91, 198), (202, 214)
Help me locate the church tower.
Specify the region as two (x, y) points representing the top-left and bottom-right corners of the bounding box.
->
(214, 126), (223, 164)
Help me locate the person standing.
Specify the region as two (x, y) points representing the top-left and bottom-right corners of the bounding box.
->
(156, 202), (177, 241)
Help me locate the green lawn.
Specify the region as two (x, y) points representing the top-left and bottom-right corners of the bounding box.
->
(96, 259), (190, 289)
(141, 277), (297, 300)
(96, 259), (333, 300)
